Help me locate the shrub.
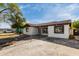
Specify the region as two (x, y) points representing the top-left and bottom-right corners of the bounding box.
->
(73, 20), (79, 29)
(69, 35), (75, 39)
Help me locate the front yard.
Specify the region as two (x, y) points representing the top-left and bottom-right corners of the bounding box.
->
(0, 33), (19, 39)
(0, 35), (79, 56)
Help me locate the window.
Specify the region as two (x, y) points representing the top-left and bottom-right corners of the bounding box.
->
(42, 27), (48, 34)
(26, 28), (28, 32)
(74, 29), (79, 35)
(54, 25), (64, 34)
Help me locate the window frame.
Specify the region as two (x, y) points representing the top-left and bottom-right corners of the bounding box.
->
(26, 27), (28, 32)
(54, 25), (64, 34)
(41, 27), (48, 34)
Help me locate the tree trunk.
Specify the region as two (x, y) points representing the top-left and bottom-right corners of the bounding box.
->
(16, 27), (23, 34)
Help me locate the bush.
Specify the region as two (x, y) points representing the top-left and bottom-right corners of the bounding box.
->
(73, 20), (79, 29)
(69, 35), (75, 39)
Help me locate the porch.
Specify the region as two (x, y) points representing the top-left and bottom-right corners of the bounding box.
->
(23, 26), (48, 36)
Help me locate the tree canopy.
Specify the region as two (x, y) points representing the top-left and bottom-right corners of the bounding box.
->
(73, 20), (79, 29)
(0, 3), (26, 27)
(0, 3), (27, 33)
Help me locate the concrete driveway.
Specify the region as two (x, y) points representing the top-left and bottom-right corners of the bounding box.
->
(0, 37), (79, 56)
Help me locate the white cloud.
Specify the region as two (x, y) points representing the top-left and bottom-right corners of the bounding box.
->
(0, 22), (11, 29)
(57, 4), (79, 21)
(19, 4), (30, 9)
(20, 4), (79, 24)
(26, 20), (31, 23)
(41, 4), (79, 23)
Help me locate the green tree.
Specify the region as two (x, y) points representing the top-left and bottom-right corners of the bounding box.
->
(0, 3), (27, 34)
(73, 20), (79, 29)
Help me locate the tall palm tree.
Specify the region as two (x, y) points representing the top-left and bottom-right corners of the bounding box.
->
(9, 3), (26, 33)
(0, 3), (26, 34)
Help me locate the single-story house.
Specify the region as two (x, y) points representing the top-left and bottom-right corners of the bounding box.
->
(0, 28), (14, 33)
(23, 20), (72, 39)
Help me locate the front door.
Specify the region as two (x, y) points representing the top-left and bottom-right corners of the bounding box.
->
(38, 28), (41, 35)
(41, 27), (48, 35)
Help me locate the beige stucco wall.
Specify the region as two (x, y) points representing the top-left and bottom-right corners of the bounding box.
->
(23, 28), (28, 34)
(23, 27), (38, 35)
(23, 24), (70, 38)
(48, 25), (70, 39)
(69, 29), (74, 35)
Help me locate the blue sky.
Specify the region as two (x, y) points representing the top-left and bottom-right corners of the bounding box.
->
(1, 3), (79, 28)
(18, 3), (79, 24)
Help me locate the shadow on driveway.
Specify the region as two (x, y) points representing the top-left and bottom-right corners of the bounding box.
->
(35, 36), (79, 49)
(0, 34), (31, 49)
(0, 35), (79, 50)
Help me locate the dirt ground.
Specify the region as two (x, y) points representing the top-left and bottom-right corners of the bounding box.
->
(0, 37), (79, 56)
(0, 33), (19, 39)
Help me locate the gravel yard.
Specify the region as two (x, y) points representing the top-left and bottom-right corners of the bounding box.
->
(0, 36), (79, 56)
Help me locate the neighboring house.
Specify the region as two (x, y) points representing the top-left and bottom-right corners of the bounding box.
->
(0, 28), (14, 33)
(23, 20), (72, 39)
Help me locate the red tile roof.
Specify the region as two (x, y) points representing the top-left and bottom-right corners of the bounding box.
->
(28, 20), (71, 27)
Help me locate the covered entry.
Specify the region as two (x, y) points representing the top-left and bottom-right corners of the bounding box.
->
(37, 26), (48, 35)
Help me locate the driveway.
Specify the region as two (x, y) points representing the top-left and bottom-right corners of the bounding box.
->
(0, 36), (79, 56)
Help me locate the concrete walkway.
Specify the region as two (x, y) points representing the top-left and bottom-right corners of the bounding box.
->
(0, 38), (79, 56)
